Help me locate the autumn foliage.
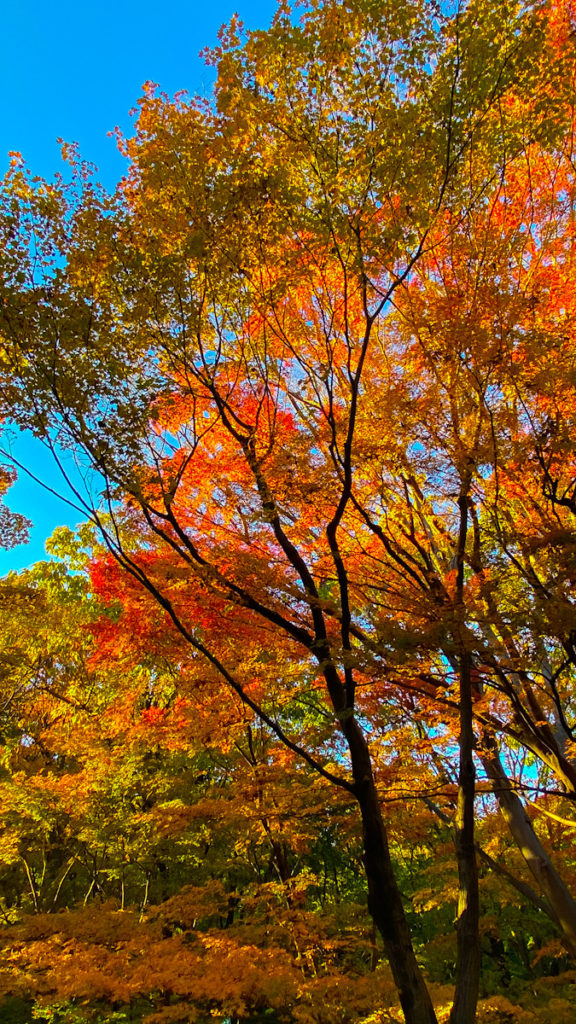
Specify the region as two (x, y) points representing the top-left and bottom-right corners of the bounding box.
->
(1, 0), (576, 1022)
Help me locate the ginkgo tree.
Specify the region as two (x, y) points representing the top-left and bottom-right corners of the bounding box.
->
(1, 1), (576, 1022)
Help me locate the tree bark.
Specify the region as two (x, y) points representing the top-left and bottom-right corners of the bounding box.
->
(449, 488), (480, 1024)
(344, 715), (438, 1024)
(450, 651), (480, 1024)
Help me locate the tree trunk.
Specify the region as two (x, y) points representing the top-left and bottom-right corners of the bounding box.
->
(448, 489), (480, 1024)
(344, 715), (438, 1024)
(450, 651), (480, 1024)
(481, 736), (576, 959)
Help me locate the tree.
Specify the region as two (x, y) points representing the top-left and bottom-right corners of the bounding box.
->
(1, 549), (575, 1024)
(0, 467), (30, 551)
(1, 1), (576, 1021)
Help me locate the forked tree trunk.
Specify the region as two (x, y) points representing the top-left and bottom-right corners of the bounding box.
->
(481, 736), (576, 959)
(344, 716), (439, 1024)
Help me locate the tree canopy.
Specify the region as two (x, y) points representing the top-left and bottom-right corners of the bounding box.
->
(1, 1), (576, 1023)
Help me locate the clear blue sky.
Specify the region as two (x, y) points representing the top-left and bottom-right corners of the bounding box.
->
(0, 0), (277, 572)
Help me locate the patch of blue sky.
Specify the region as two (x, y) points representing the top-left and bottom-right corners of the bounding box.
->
(0, 0), (277, 574)
(0, 428), (105, 572)
(1, 0), (278, 186)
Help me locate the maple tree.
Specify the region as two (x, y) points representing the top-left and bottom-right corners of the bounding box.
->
(1, 0), (576, 1022)
(0, 468), (30, 551)
(0, 549), (575, 1024)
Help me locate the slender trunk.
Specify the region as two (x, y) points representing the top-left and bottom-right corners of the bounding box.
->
(450, 651), (480, 1024)
(51, 857), (75, 909)
(449, 488), (480, 1024)
(140, 873), (150, 922)
(344, 715), (438, 1024)
(83, 878), (95, 906)
(20, 856), (38, 913)
(481, 736), (576, 959)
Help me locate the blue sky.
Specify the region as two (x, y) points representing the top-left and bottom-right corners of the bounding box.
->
(0, 0), (277, 572)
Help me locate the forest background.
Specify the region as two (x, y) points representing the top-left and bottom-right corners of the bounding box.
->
(1, 2), (576, 1024)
